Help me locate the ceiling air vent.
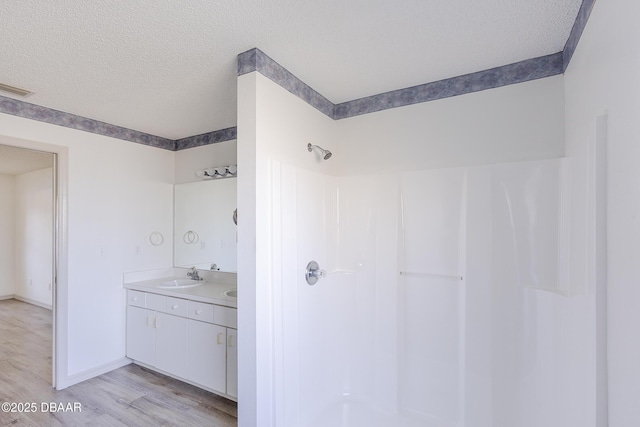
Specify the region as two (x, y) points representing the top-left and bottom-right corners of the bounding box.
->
(0, 82), (33, 97)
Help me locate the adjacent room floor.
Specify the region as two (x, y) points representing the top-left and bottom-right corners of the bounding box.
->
(0, 299), (237, 426)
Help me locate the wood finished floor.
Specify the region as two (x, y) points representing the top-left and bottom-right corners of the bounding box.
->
(0, 299), (238, 426)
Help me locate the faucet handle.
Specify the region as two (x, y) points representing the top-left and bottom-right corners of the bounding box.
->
(188, 266), (203, 281)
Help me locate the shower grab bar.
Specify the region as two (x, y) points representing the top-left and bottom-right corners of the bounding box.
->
(400, 271), (463, 281)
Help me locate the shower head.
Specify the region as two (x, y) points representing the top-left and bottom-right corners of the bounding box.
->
(307, 143), (332, 160)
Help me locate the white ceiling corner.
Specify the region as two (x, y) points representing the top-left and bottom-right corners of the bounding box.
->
(0, 0), (582, 140)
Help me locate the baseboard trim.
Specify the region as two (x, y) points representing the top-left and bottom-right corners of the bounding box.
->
(58, 357), (132, 389)
(0, 294), (13, 301)
(13, 295), (52, 311)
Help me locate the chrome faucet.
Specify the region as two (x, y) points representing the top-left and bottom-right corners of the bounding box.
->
(187, 267), (202, 281)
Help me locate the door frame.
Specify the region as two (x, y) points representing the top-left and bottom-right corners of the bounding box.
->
(0, 136), (68, 389)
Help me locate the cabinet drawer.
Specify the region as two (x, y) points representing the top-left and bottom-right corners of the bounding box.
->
(165, 297), (189, 317)
(188, 301), (214, 323)
(146, 293), (166, 311)
(214, 306), (237, 329)
(127, 290), (146, 307)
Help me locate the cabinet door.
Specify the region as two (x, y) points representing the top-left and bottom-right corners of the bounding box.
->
(188, 320), (226, 393)
(155, 313), (188, 379)
(226, 328), (238, 398)
(126, 306), (156, 366)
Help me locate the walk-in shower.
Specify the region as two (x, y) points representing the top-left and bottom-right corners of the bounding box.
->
(269, 150), (602, 427)
(239, 66), (603, 427)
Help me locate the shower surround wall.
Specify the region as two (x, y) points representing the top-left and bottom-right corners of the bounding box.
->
(239, 69), (601, 426)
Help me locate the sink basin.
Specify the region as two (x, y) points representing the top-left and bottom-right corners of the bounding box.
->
(158, 279), (204, 289)
(222, 288), (237, 298)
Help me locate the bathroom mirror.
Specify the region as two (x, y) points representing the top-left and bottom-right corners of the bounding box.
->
(173, 178), (237, 272)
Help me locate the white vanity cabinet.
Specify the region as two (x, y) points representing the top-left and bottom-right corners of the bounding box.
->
(186, 300), (238, 397)
(126, 305), (156, 366)
(226, 328), (238, 398)
(126, 298), (189, 379)
(155, 312), (188, 378)
(126, 289), (237, 400)
(187, 320), (227, 392)
(126, 292), (190, 376)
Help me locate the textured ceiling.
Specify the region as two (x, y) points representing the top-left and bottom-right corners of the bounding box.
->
(0, 144), (54, 175)
(0, 0), (581, 140)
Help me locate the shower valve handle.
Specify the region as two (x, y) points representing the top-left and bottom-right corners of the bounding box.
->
(305, 260), (326, 286)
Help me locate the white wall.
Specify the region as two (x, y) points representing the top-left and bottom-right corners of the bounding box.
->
(237, 71), (338, 427)
(174, 140), (237, 184)
(334, 75), (566, 175)
(0, 174), (15, 298)
(237, 73), (260, 427)
(564, 1), (640, 425)
(0, 113), (174, 387)
(14, 167), (53, 308)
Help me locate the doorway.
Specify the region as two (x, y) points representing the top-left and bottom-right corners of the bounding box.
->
(0, 143), (56, 387)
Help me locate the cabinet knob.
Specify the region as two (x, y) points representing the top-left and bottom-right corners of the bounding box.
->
(228, 335), (234, 348)
(132, 297), (138, 301)
(195, 309), (202, 315)
(171, 304), (179, 310)
(217, 332), (224, 345)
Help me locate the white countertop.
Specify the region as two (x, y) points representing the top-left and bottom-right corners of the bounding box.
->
(125, 277), (237, 308)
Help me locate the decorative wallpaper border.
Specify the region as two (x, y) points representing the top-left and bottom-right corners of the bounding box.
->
(238, 0), (594, 121)
(0, 95), (174, 150)
(174, 127), (237, 150)
(0, 93), (237, 151)
(238, 49), (566, 121)
(334, 53), (563, 119)
(237, 48), (334, 117)
(563, 0), (597, 70)
(0, 0), (594, 151)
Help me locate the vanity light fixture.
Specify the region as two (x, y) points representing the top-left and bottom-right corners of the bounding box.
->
(195, 165), (238, 180)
